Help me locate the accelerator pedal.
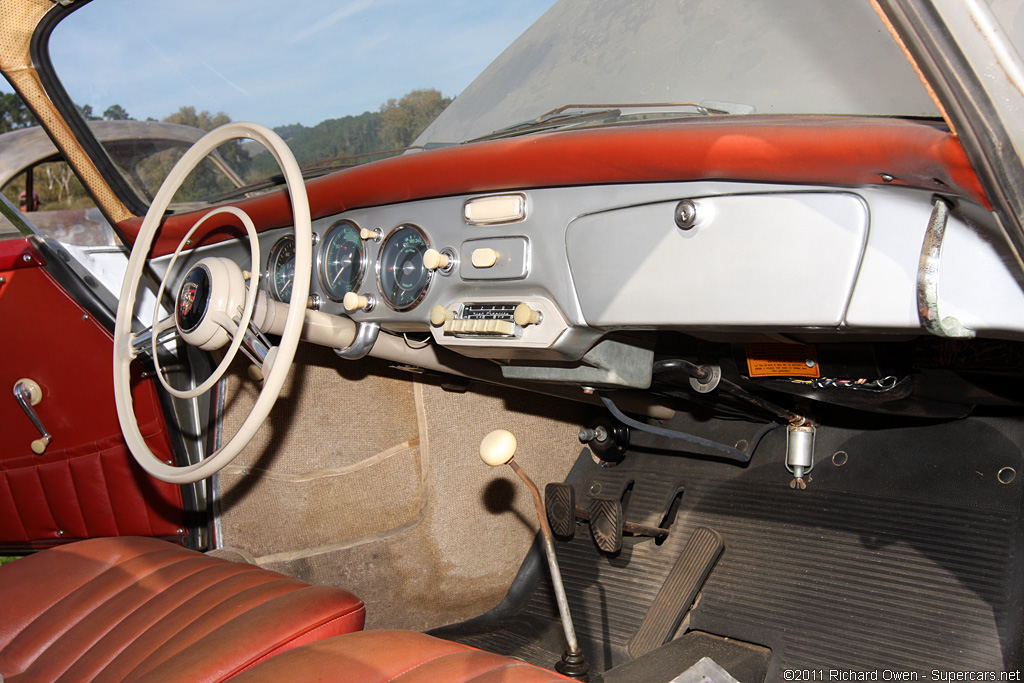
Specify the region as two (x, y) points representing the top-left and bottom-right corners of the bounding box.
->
(589, 496), (624, 553)
(628, 527), (724, 659)
(545, 483), (577, 540)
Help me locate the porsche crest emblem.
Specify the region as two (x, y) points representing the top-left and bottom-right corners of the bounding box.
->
(179, 282), (199, 317)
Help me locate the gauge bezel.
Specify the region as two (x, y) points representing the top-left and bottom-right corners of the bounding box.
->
(316, 220), (367, 302)
(266, 235), (297, 302)
(375, 224), (433, 312)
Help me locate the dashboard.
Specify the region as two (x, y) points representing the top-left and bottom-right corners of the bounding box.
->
(153, 177), (1024, 390)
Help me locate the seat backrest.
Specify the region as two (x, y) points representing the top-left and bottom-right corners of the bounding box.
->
(0, 536), (365, 682)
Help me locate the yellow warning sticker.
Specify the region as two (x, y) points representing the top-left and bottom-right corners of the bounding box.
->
(745, 344), (820, 378)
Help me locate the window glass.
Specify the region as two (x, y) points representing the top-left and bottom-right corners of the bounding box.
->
(49, 0), (557, 206)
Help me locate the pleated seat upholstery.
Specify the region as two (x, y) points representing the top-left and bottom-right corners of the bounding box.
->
(231, 630), (576, 682)
(0, 536), (365, 682)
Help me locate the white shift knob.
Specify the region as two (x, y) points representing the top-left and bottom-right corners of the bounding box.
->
(480, 429), (517, 467)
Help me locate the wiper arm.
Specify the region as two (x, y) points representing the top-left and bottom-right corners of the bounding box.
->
(469, 101), (744, 143)
(470, 108), (622, 142)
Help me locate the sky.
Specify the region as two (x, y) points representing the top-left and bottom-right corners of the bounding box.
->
(49, 0), (558, 129)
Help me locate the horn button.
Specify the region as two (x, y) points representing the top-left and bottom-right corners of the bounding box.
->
(177, 265), (211, 333)
(175, 257), (247, 351)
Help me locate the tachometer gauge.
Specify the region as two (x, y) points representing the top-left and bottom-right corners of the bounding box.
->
(318, 221), (366, 301)
(377, 225), (431, 311)
(267, 235), (296, 302)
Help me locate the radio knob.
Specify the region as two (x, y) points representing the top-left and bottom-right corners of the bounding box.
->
(430, 305), (452, 327)
(423, 249), (450, 271)
(514, 303), (542, 327)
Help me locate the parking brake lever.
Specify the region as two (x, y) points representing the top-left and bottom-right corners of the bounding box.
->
(480, 430), (589, 680)
(13, 378), (52, 454)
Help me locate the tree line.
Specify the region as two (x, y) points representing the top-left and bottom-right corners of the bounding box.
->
(247, 88), (453, 178)
(1, 87), (453, 203)
(1, 88), (452, 163)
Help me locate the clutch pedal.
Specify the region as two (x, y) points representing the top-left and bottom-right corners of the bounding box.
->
(545, 483), (577, 540)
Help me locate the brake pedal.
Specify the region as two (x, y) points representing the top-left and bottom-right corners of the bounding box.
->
(545, 483), (576, 540)
(589, 496), (623, 553)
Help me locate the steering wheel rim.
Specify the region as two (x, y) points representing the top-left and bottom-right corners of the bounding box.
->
(113, 122), (312, 484)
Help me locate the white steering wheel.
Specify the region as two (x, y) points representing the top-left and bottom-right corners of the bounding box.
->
(113, 122), (311, 484)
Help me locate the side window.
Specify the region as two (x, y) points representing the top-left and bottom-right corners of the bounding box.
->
(0, 210), (23, 242)
(1, 161), (116, 247)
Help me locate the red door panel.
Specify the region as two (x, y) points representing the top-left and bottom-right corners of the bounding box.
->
(0, 238), (185, 550)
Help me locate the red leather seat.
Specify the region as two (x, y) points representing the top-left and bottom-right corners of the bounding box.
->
(0, 536), (365, 682)
(230, 630), (576, 682)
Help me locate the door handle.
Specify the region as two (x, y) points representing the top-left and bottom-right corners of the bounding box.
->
(13, 378), (52, 454)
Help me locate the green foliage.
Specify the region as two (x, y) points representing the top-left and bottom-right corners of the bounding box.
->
(103, 104), (131, 121)
(124, 106), (254, 203)
(76, 103), (100, 121)
(1, 88), (451, 209)
(249, 88), (452, 180)
(0, 90), (37, 132)
(248, 110), (382, 179)
(3, 160), (94, 212)
(379, 89), (453, 148)
(163, 105), (231, 132)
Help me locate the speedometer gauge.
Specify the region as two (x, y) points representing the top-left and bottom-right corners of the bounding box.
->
(377, 225), (431, 311)
(267, 235), (296, 302)
(318, 221), (365, 301)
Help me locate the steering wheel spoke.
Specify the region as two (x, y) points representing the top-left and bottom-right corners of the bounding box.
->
(113, 122), (311, 484)
(130, 315), (180, 358)
(240, 318), (274, 369)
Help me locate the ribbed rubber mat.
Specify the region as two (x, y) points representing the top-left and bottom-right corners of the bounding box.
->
(435, 415), (1024, 678)
(628, 526), (723, 658)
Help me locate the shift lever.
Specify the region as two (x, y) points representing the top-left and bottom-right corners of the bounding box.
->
(480, 430), (589, 680)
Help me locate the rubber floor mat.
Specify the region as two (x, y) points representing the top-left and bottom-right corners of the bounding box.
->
(433, 414), (1024, 680)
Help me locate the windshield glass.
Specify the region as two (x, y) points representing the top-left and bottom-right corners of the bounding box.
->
(48, 0), (940, 206)
(420, 0), (942, 144)
(49, 0), (557, 205)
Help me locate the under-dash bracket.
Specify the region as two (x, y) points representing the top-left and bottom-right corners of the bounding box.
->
(917, 198), (975, 339)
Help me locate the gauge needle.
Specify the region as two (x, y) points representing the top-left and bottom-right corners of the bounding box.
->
(331, 252), (355, 287)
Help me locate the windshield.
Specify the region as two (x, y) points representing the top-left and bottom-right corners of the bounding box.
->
(48, 0), (557, 205)
(420, 0), (942, 145)
(48, 0), (939, 206)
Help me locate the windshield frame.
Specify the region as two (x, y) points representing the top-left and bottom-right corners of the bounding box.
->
(32, 0), (150, 221)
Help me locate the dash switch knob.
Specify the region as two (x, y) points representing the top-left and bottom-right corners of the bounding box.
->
(423, 249), (450, 271)
(471, 248), (499, 268)
(343, 292), (373, 312)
